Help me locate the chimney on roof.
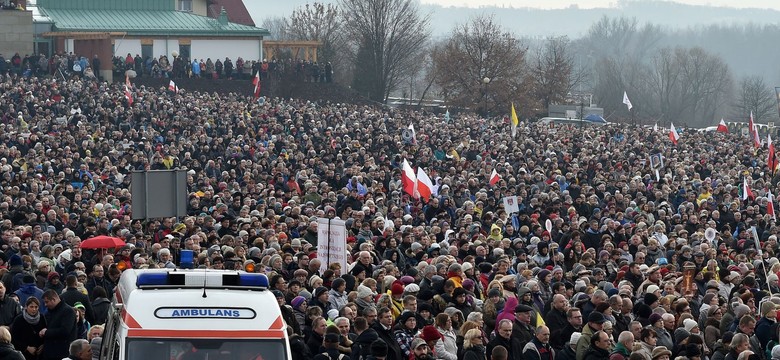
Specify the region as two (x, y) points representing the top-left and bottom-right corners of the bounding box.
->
(218, 7), (228, 25)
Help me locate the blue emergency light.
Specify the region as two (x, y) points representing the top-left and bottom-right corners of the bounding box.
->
(222, 273), (269, 288)
(136, 271), (268, 289)
(136, 272), (186, 287)
(180, 250), (194, 269)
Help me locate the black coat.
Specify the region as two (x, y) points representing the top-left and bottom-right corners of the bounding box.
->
(582, 346), (610, 360)
(59, 287), (95, 324)
(0, 295), (21, 327)
(351, 328), (379, 359)
(306, 331), (324, 356)
(371, 322), (403, 360)
(41, 300), (77, 360)
(91, 297), (111, 326)
(10, 312), (46, 360)
(486, 334), (524, 360)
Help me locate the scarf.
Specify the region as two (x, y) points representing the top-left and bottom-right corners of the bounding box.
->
(23, 310), (40, 325)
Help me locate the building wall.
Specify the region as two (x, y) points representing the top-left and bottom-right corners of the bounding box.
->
(152, 39), (179, 59)
(191, 39), (260, 62)
(114, 39), (142, 58)
(192, 0), (208, 16)
(0, 10), (33, 57)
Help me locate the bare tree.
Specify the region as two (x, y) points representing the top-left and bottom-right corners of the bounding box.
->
(430, 15), (529, 116)
(530, 36), (575, 111)
(733, 75), (778, 123)
(288, 3), (342, 63)
(340, 0), (430, 102)
(260, 16), (292, 41)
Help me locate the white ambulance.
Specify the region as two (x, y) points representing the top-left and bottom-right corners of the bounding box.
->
(100, 268), (291, 360)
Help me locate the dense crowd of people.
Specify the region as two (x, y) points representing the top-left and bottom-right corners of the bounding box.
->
(0, 51), (333, 86)
(112, 53), (333, 83)
(0, 64), (778, 360)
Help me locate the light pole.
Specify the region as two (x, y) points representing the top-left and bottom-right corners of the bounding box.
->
(482, 77), (491, 118)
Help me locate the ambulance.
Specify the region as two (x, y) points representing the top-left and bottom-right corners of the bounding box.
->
(100, 268), (291, 360)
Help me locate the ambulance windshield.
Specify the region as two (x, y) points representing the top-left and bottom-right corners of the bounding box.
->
(126, 338), (286, 360)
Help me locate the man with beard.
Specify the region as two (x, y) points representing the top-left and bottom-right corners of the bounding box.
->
(409, 338), (433, 360)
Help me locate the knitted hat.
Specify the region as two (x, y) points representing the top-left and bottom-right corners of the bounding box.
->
(357, 285), (373, 299)
(644, 293), (659, 306)
(683, 319), (698, 332)
(462, 279), (475, 291)
(420, 325), (442, 341)
(405, 283), (420, 293)
(9, 254), (22, 267)
(762, 301), (778, 317)
(291, 296), (306, 310)
(538, 269), (551, 280)
(734, 304), (751, 318)
(314, 286), (329, 298)
(646, 285), (660, 294)
(309, 275), (322, 289)
(397, 311), (416, 325)
(391, 281), (405, 296)
(271, 290), (284, 299)
(649, 313), (663, 326)
(488, 288), (502, 298)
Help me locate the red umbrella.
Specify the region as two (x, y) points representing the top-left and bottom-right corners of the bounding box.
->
(80, 235), (126, 249)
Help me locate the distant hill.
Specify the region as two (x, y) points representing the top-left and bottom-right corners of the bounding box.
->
(247, 0), (780, 38)
(246, 0), (780, 84)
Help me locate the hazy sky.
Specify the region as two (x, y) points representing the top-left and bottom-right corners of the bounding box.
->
(419, 0), (780, 10)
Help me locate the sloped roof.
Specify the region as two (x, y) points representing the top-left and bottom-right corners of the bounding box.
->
(208, 0), (255, 27)
(39, 8), (269, 36)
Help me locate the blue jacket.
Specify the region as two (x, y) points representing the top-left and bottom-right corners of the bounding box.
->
(14, 283), (45, 314)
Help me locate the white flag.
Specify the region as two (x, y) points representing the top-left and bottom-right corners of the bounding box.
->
(623, 91), (633, 111)
(503, 196), (520, 214)
(407, 123), (417, 144)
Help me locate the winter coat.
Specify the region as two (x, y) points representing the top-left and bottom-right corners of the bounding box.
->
(60, 287), (95, 325)
(10, 311), (46, 360)
(14, 283), (44, 314)
(0, 295), (21, 327)
(41, 300), (77, 360)
(0, 342), (25, 360)
(91, 297), (111, 326)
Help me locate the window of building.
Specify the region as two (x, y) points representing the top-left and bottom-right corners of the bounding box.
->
(178, 0), (192, 12)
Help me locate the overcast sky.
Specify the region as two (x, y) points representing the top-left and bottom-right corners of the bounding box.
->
(419, 0), (780, 10)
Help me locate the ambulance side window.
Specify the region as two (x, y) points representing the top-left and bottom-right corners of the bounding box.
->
(101, 307), (121, 360)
